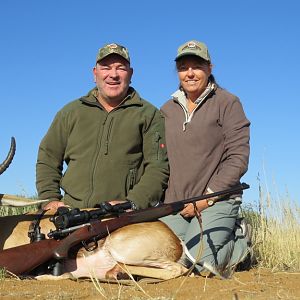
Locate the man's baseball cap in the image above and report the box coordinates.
[175,40,211,62]
[96,43,130,63]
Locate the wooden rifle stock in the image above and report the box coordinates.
[0,239,60,275]
[0,183,249,275]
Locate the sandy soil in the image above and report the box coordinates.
[0,268,299,300]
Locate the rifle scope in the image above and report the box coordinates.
[50,202,132,230]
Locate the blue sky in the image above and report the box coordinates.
[1,1,299,205]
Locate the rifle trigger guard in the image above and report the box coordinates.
[81,239,98,252]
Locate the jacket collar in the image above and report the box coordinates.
[172,81,216,107]
[80,87,143,108]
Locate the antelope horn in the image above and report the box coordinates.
[0,137,16,175]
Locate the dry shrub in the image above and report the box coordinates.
[243,183,300,272]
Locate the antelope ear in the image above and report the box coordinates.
[0,194,49,207]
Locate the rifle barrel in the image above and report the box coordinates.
[54,183,249,259]
[181,182,250,205]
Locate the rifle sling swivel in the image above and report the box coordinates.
[28,209,48,243]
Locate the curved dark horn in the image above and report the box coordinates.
[0,137,16,175]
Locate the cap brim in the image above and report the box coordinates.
[175,52,209,62]
[97,52,130,63]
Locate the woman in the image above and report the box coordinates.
[160,40,251,277]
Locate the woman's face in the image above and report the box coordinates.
[176,56,212,101]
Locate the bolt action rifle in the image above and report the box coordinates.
[0,183,249,275]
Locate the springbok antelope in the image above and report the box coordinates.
[0,212,187,280]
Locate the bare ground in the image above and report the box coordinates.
[0,268,299,300]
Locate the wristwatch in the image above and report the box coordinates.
[206,199,215,207]
[127,200,138,211]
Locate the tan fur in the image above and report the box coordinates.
[0,211,55,249]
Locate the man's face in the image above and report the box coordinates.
[93,54,133,104]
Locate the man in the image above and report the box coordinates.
[36,43,169,210]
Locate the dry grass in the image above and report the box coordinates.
[242,183,300,272]
[0,204,40,216]
[0,194,40,216]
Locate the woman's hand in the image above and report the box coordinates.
[180,200,209,218]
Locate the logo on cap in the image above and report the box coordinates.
[187,42,197,48]
[183,41,202,51]
[107,43,118,49]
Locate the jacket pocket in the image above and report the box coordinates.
[126,168,137,192]
[104,118,114,155]
[153,131,161,160]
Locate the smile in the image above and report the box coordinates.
[186,80,198,85]
[106,82,120,85]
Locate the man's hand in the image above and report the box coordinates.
[108,200,127,206]
[108,200,133,211]
[43,200,68,211]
